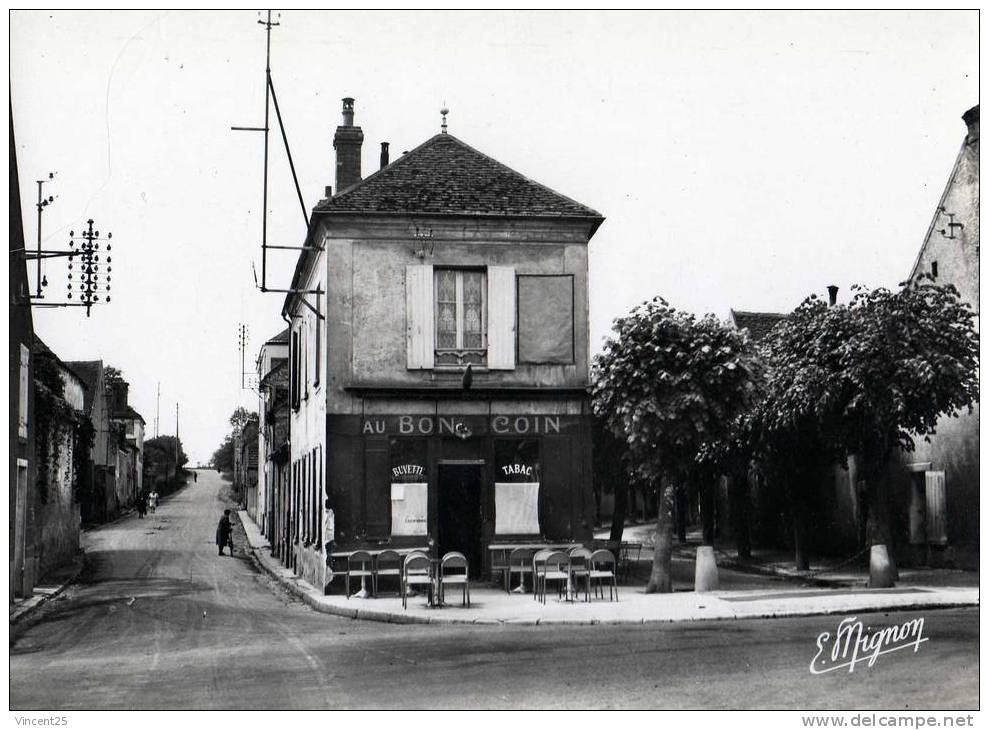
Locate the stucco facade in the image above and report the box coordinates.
[893,104,980,568]
[282,102,603,591]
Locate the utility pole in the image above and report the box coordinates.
[35,173,56,297]
[238,324,250,388]
[174,402,180,476]
[155,382,161,439]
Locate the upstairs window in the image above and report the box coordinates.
[435,268,487,366]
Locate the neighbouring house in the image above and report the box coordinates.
[107,377,146,513]
[281,98,603,590]
[236,416,259,509]
[10,108,39,600]
[31,337,88,580]
[256,328,289,549]
[890,104,980,569]
[64,360,118,524]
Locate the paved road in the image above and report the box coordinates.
[9,471,979,710]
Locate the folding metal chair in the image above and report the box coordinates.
[438,551,471,607]
[589,549,618,601]
[401,552,434,610]
[374,549,402,597]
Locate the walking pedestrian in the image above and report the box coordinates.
[137,492,147,519]
[149,490,159,514]
[216,509,233,556]
[193,471,198,483]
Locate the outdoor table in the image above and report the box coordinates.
[331,547,429,598]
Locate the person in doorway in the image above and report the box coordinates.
[216,509,233,556]
[136,492,147,519]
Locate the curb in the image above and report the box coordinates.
[9,552,86,626]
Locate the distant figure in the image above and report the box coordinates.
[149,490,159,514]
[136,493,147,519]
[193,471,198,483]
[216,509,233,556]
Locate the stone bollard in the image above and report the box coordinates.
[869,544,896,588]
[694,545,720,592]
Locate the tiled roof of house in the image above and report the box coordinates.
[730,309,788,343]
[65,360,102,416]
[318,133,603,221]
[115,404,146,425]
[32,335,87,390]
[265,327,290,345]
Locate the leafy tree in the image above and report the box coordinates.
[144,435,188,486]
[754,279,978,583]
[229,407,257,432]
[211,433,235,473]
[592,297,763,593]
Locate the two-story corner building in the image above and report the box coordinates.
[284,98,604,590]
[893,104,980,569]
[256,329,290,551]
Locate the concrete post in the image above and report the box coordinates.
[869,544,896,588]
[695,545,720,592]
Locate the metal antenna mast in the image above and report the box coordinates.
[232,10,312,295]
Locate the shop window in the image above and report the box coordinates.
[517,275,574,364]
[389,438,428,537]
[494,439,541,536]
[435,268,487,366]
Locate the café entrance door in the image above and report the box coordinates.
[438,462,483,578]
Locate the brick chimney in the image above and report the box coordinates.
[963,104,979,147]
[334,97,364,193]
[380,142,390,170]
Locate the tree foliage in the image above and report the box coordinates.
[144,435,188,481]
[752,278,979,558]
[592,297,763,591]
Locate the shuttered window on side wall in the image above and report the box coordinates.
[925,471,947,544]
[487,266,516,370]
[19,344,29,439]
[406,265,434,369]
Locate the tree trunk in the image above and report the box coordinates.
[729,470,751,559]
[793,503,810,571]
[609,478,628,545]
[646,483,675,593]
[701,479,716,546]
[675,485,688,543]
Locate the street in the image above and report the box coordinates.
[9,471,979,710]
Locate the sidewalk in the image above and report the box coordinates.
[237,511,978,626]
[9,553,84,624]
[607,522,980,590]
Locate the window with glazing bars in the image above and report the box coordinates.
[434,268,487,366]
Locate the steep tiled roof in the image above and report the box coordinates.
[265,327,290,345]
[318,133,603,221]
[65,360,102,416]
[730,310,787,343]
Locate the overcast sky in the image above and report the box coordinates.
[10,10,978,464]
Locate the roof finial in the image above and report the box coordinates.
[440,103,449,134]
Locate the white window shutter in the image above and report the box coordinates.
[19,344,29,438]
[406,265,434,369]
[487,266,516,370]
[925,471,947,545]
